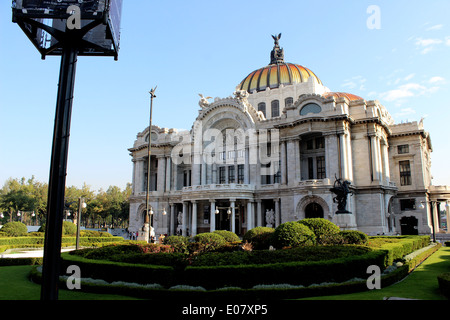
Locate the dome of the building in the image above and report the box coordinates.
[238,34,322,93]
[238,62,322,93]
[322,92,363,101]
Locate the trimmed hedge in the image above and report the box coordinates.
[272,222,316,248]
[438,272,450,298]
[368,236,430,266]
[243,227,275,250]
[213,230,241,243]
[298,218,341,245]
[340,230,368,245]
[0,222,28,237]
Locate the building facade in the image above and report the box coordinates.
[128,37,450,240]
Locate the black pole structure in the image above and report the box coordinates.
[40,38,79,301]
[145,87,157,243]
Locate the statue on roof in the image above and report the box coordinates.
[270,33,284,64]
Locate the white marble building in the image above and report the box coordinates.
[128,37,450,239]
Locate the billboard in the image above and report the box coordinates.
[12,0,122,59]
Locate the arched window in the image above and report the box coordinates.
[271,100,280,117]
[285,97,294,107]
[305,203,324,219]
[258,102,266,117]
[300,103,321,115]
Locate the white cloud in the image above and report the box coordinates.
[404,73,415,81]
[429,76,445,84]
[415,38,443,47]
[446,37,450,46]
[380,83,426,102]
[426,24,444,31]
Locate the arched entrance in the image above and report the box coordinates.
[305,202,324,219]
[400,216,418,235]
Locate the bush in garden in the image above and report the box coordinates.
[192,232,227,253]
[213,230,240,243]
[297,218,341,245]
[62,221,77,236]
[243,226,275,250]
[163,235,189,254]
[0,221,28,237]
[340,230,368,245]
[272,222,316,249]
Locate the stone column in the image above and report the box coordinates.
[256,200,262,227]
[157,155,166,192]
[165,156,171,192]
[192,201,198,236]
[182,202,188,236]
[280,140,287,185]
[286,139,296,186]
[339,134,348,180]
[210,200,216,232]
[135,158,145,193]
[274,198,280,227]
[294,138,301,181]
[247,201,253,231]
[169,204,175,235]
[230,199,236,233]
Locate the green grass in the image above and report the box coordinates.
[300,246,450,300]
[1,247,449,300]
[0,265,138,300]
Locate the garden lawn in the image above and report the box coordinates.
[300,246,450,300]
[0,265,138,300]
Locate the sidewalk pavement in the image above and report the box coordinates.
[1,248,74,259]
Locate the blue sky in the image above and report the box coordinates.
[1,0,449,191]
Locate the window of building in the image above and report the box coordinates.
[399,160,412,186]
[183,170,191,187]
[285,97,294,108]
[316,156,326,179]
[315,137,325,149]
[258,102,266,117]
[400,199,416,211]
[273,160,281,183]
[228,165,235,183]
[219,167,226,184]
[398,145,409,154]
[238,164,244,184]
[308,157,314,179]
[271,100,280,117]
[300,103,321,116]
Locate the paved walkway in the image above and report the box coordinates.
[0,248,74,258]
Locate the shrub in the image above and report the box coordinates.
[340,230,368,245]
[0,222,28,237]
[163,235,189,254]
[193,232,227,253]
[213,230,240,243]
[243,227,275,250]
[62,221,77,236]
[437,272,450,299]
[272,222,316,249]
[298,218,341,245]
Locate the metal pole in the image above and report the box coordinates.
[41,42,78,301]
[76,197,83,250]
[430,201,436,242]
[145,87,156,243]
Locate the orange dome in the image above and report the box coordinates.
[238,62,322,93]
[323,92,363,101]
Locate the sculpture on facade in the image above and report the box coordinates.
[198,94,212,108]
[265,209,275,228]
[330,176,353,214]
[270,33,284,64]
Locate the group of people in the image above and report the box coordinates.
[127,230,167,243]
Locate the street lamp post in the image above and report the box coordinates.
[145,87,157,243]
[76,197,87,250]
[419,200,448,243]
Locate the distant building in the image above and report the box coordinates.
[128,36,450,239]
